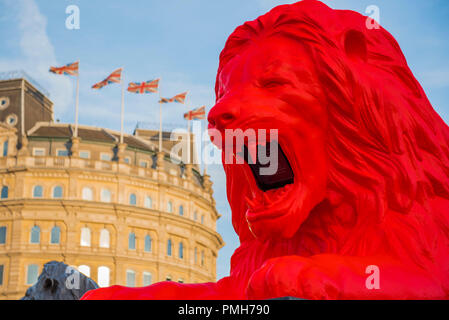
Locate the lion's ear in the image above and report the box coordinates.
[344,30,367,62]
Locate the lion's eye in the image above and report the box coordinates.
[259,78,291,88]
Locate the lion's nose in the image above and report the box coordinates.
[208,103,239,129]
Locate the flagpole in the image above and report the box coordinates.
[187,119,191,164]
[185,92,191,164]
[74,62,80,138]
[203,117,207,175]
[120,68,125,144]
[159,99,162,153]
[21,78,25,137]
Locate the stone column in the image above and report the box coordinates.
[17,135,29,156]
[65,210,78,252]
[116,143,127,163]
[156,151,165,170]
[70,136,81,157]
[114,217,126,285]
[157,152,166,212]
[203,173,212,193]
[184,163,193,179]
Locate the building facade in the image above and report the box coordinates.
[0,75,223,300]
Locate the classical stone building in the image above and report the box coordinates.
[0,74,223,300]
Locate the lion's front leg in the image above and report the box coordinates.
[81,276,246,300]
[246,254,446,300]
[246,255,340,300]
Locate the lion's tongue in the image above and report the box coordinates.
[243,141,294,192]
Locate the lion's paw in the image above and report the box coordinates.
[246,256,339,300]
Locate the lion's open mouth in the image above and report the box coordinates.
[238,141,297,222]
[241,141,294,191]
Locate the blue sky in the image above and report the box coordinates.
[0,0,448,280]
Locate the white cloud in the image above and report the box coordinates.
[0,0,73,115]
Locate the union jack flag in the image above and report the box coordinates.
[159,91,188,104]
[184,106,206,120]
[127,79,159,94]
[49,61,79,76]
[159,97,172,103]
[171,92,187,103]
[92,68,123,90]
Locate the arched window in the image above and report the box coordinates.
[167,201,173,213]
[50,226,60,244]
[99,228,110,248]
[101,189,111,203]
[201,215,204,224]
[78,265,90,277]
[178,242,184,259]
[80,227,91,247]
[144,235,152,252]
[3,140,8,157]
[194,247,197,264]
[82,187,93,201]
[33,185,43,198]
[144,196,152,209]
[1,186,8,199]
[201,250,205,266]
[179,205,184,216]
[143,272,152,286]
[167,239,172,256]
[97,266,110,287]
[26,264,39,285]
[193,211,197,221]
[53,186,63,199]
[30,226,40,244]
[128,232,136,250]
[126,270,136,287]
[129,193,137,206]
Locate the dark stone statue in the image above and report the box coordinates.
[21,261,98,300]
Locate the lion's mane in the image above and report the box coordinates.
[216,0,449,282]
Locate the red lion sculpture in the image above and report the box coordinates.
[82,0,449,300]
